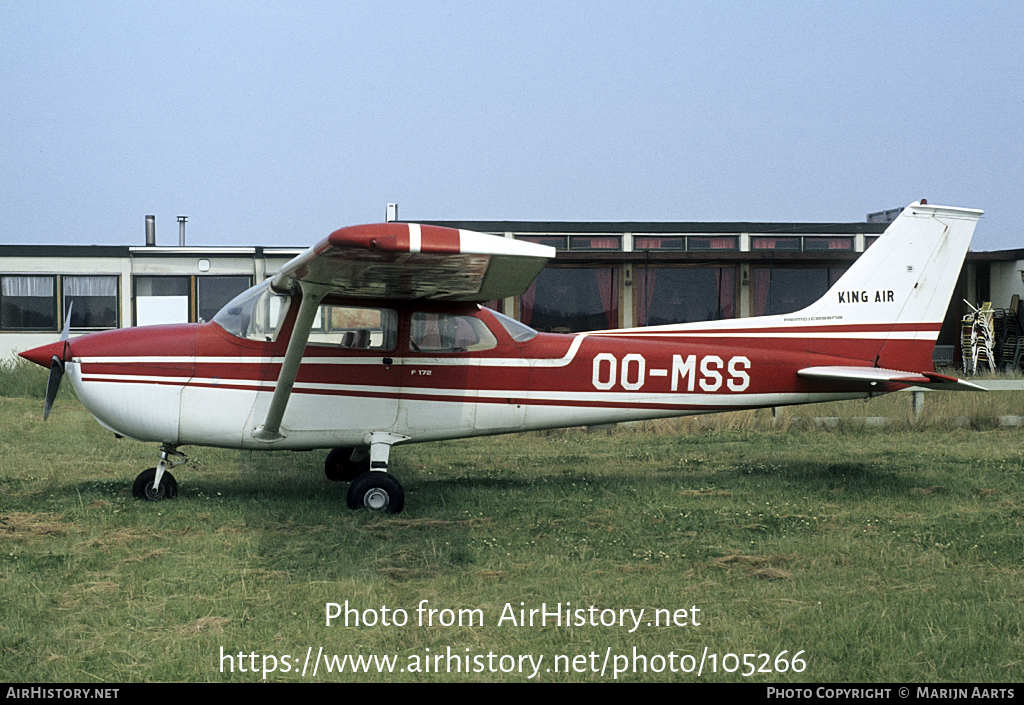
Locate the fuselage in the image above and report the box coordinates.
[21,293,890,451]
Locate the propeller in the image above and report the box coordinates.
[43,302,73,420]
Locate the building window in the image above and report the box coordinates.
[135,276,190,326]
[634,235,685,250]
[517,235,567,250]
[635,266,736,326]
[1,275,56,330]
[752,236,853,251]
[568,235,621,250]
[517,235,622,251]
[634,235,737,251]
[804,237,853,251]
[1,275,119,331]
[520,267,619,333]
[197,276,252,323]
[64,276,118,329]
[135,275,253,326]
[752,236,802,251]
[687,235,738,251]
[750,267,847,316]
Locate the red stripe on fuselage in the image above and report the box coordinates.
[65,311,931,409]
[604,322,941,336]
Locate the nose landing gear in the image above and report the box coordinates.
[133,445,185,501]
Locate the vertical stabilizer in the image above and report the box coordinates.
[791,201,982,370]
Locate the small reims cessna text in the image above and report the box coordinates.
[21,201,984,513]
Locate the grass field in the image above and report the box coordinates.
[2,381,1023,682]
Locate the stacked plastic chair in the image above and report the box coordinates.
[961,301,995,374]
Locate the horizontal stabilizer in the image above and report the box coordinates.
[798,366,986,391]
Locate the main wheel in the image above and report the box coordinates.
[346,472,404,514]
[324,447,370,482]
[132,468,179,501]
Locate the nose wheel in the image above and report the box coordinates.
[133,467,178,500]
[133,444,185,501]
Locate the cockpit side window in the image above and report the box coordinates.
[307,305,397,350]
[410,312,497,353]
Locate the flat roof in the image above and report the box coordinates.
[4,223,1021,261]
[410,220,891,235]
[0,244,301,258]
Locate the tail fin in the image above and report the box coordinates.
[792,201,982,371]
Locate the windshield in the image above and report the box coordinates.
[489,309,538,342]
[211,279,291,342]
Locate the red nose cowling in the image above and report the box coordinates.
[19,340,68,368]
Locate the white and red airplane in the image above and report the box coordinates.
[20,201,983,513]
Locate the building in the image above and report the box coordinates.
[419,218,889,330]
[3,214,1023,369]
[0,242,300,359]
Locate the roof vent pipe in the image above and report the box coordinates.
[177,216,187,246]
[145,215,156,246]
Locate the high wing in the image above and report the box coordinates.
[254,223,555,442]
[271,223,555,301]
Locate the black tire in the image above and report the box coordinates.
[324,447,370,482]
[132,468,178,501]
[346,472,404,513]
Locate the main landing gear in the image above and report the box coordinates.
[324,446,370,482]
[347,471,404,513]
[328,432,408,514]
[133,444,185,501]
[130,436,408,513]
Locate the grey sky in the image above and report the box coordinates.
[2,1,1021,250]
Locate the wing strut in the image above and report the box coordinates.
[253,282,328,442]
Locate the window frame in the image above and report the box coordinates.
[1,274,121,332]
[63,275,120,330]
[408,311,498,353]
[0,275,57,331]
[307,304,399,351]
[517,265,621,333]
[633,264,737,326]
[134,274,254,326]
